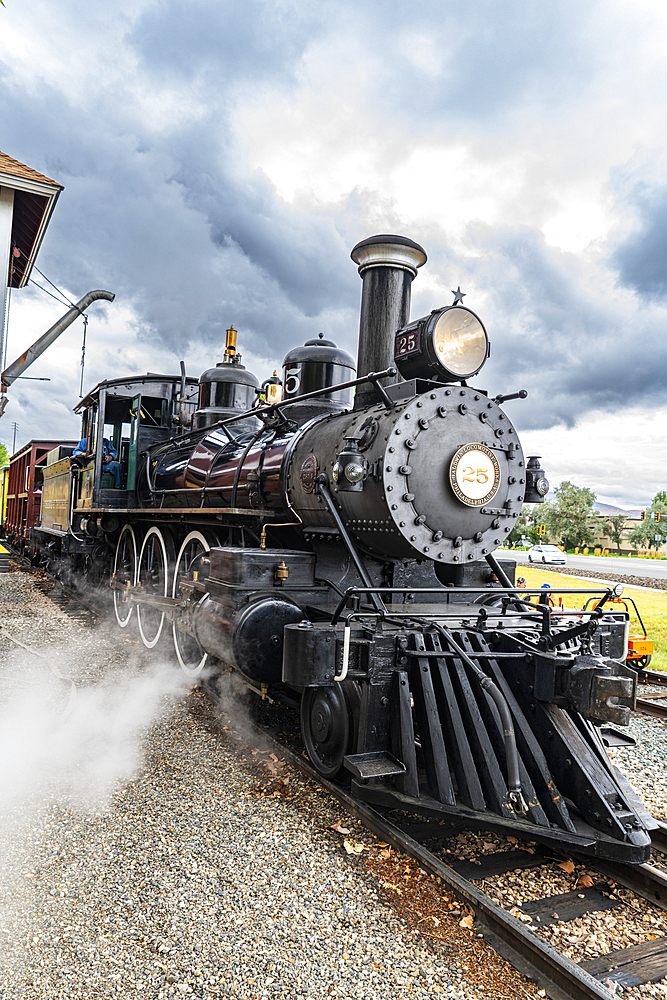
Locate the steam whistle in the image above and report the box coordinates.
[224,324,238,362]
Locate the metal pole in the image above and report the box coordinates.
[1,289,114,390]
[11,422,17,454]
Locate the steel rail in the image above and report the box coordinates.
[641,669,667,687]
[635,698,667,720]
[581,853,667,913]
[651,822,667,856]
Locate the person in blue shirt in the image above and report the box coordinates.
[72,437,122,489]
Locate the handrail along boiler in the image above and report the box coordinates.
[32,234,653,862]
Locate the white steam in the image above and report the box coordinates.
[0,649,191,814]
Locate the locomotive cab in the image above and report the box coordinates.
[66,374,199,512]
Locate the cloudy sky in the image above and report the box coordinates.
[1,0,666,506]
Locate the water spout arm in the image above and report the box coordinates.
[1,289,115,390]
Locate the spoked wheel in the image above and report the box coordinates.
[172,530,218,677]
[633,654,652,670]
[137,527,176,649]
[301,682,360,779]
[113,524,140,628]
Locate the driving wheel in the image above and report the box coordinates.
[113,524,140,628]
[172,529,219,677]
[137,526,176,649]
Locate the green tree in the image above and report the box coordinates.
[630,492,667,550]
[543,481,596,550]
[629,520,664,550]
[507,503,553,546]
[604,513,628,554]
[0,444,8,467]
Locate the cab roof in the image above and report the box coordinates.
[75,373,199,413]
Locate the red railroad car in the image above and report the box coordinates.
[5,439,76,551]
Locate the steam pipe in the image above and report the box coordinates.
[316,474,386,615]
[179,360,186,401]
[146,366,398,454]
[350,235,426,409]
[1,289,115,390]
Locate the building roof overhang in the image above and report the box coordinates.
[0,152,63,289]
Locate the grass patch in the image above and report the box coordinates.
[517,565,667,673]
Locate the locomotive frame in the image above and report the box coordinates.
[20,233,655,864]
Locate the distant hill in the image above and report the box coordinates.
[593,502,642,518]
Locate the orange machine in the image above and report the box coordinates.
[584,593,654,670]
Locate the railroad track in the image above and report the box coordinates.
[7,548,102,627]
[242,706,667,1000]
[635,668,667,720]
[8,552,667,999]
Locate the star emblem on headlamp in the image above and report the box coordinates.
[451,286,466,306]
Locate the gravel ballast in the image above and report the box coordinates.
[0,566,542,1000]
[608,698,667,820]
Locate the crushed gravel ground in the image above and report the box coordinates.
[0,565,543,1000]
[608,695,667,821]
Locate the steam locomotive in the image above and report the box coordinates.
[29,234,653,862]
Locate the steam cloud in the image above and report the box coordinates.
[0,652,190,815]
[0,643,192,964]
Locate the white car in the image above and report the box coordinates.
[527,544,567,565]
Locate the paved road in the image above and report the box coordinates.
[511,551,667,581]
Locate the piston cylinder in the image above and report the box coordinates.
[192,593,304,684]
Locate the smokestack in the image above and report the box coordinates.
[350,235,426,409]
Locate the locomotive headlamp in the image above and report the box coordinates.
[344,462,365,483]
[394,306,490,383]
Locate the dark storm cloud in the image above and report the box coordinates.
[612,180,667,300]
[342,0,593,128]
[127,0,321,84]
[0,0,660,448]
[3,0,599,360]
[0,71,358,367]
[428,224,667,429]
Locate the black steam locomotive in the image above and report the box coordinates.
[33,235,653,862]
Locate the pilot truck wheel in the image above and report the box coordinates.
[301,682,361,779]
